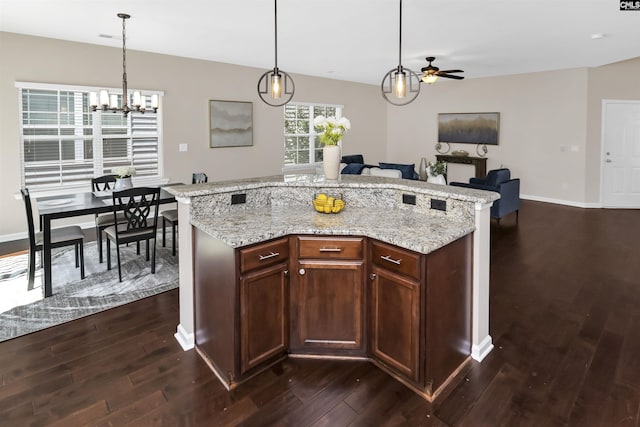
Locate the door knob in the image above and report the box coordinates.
[299,268,306,275]
[370,273,376,280]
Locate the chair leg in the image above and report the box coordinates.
[151,237,157,274]
[516,210,519,224]
[116,242,123,282]
[79,242,85,279]
[136,241,140,255]
[146,239,150,261]
[27,249,36,291]
[162,217,167,247]
[75,244,79,268]
[172,222,177,256]
[107,239,112,270]
[96,225,104,263]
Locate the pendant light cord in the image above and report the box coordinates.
[274,0,278,70]
[398,0,402,68]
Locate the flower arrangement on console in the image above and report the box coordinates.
[428,160,447,177]
[112,166,136,179]
[313,115,351,146]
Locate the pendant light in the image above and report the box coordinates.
[257,0,295,106]
[381,0,420,106]
[90,13,158,116]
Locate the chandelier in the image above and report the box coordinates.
[381,0,420,106]
[257,0,295,106]
[90,13,158,116]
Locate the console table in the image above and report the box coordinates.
[436,155,487,179]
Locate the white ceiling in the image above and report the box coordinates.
[1,0,639,85]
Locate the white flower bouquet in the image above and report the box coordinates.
[112,166,136,179]
[428,160,446,176]
[313,115,351,146]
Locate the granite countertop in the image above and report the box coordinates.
[165,174,500,205]
[192,205,475,255]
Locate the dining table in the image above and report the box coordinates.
[35,184,181,297]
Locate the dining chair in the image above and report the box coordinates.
[92,174,128,263]
[104,187,161,282]
[160,172,208,256]
[21,188,85,291]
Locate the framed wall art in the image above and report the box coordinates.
[209,100,253,148]
[437,112,500,145]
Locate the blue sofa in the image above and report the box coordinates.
[340,154,419,180]
[450,168,520,224]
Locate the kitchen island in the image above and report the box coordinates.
[165,174,499,401]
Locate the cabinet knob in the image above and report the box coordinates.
[284,270,289,276]
[299,268,306,275]
[370,273,376,280]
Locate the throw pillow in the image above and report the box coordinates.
[341,163,367,175]
[378,162,416,180]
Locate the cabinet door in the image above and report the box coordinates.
[239,262,288,375]
[291,260,364,353]
[370,265,420,382]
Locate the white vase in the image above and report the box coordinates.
[323,145,341,180]
[114,176,133,191]
[427,174,447,185]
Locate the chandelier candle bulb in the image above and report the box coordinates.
[151,94,159,109]
[99,90,109,107]
[109,94,119,110]
[133,91,141,107]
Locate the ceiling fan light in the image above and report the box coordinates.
[395,70,407,98]
[423,74,439,84]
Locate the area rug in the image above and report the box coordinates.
[0,237,178,342]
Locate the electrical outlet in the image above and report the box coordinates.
[431,199,447,211]
[179,143,188,152]
[231,193,246,205]
[402,194,416,205]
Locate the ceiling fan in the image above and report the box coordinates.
[420,57,464,84]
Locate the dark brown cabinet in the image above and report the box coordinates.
[239,262,288,374]
[370,265,421,382]
[194,229,471,401]
[290,236,365,355]
[194,232,289,388]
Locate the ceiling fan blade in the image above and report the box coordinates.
[438,73,465,80]
[438,69,463,74]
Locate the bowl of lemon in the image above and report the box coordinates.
[313,193,345,214]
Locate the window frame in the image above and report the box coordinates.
[283,101,344,171]
[15,81,165,196]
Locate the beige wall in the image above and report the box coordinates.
[0,32,386,237]
[1,31,638,239]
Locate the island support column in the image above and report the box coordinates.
[471,201,494,361]
[174,196,195,350]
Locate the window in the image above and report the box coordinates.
[17,82,163,192]
[284,102,343,167]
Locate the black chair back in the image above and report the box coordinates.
[20,188,37,255]
[92,174,118,192]
[192,173,208,184]
[111,187,161,244]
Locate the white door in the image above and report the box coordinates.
[601,100,640,208]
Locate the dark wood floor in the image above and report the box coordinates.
[1,200,639,426]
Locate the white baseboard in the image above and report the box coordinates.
[472,335,494,362]
[520,194,601,209]
[174,324,195,351]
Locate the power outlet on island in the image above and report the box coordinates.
[402,194,417,205]
[431,199,447,211]
[231,193,247,205]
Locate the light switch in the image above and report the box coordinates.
[570,145,579,152]
[179,144,188,152]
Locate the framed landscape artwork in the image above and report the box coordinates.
[438,112,500,145]
[209,100,253,148]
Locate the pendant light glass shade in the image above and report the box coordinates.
[381,0,420,106]
[257,0,295,106]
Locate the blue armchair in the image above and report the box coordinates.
[450,168,521,224]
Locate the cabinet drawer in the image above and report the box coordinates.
[371,240,421,281]
[297,236,364,260]
[240,238,290,274]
